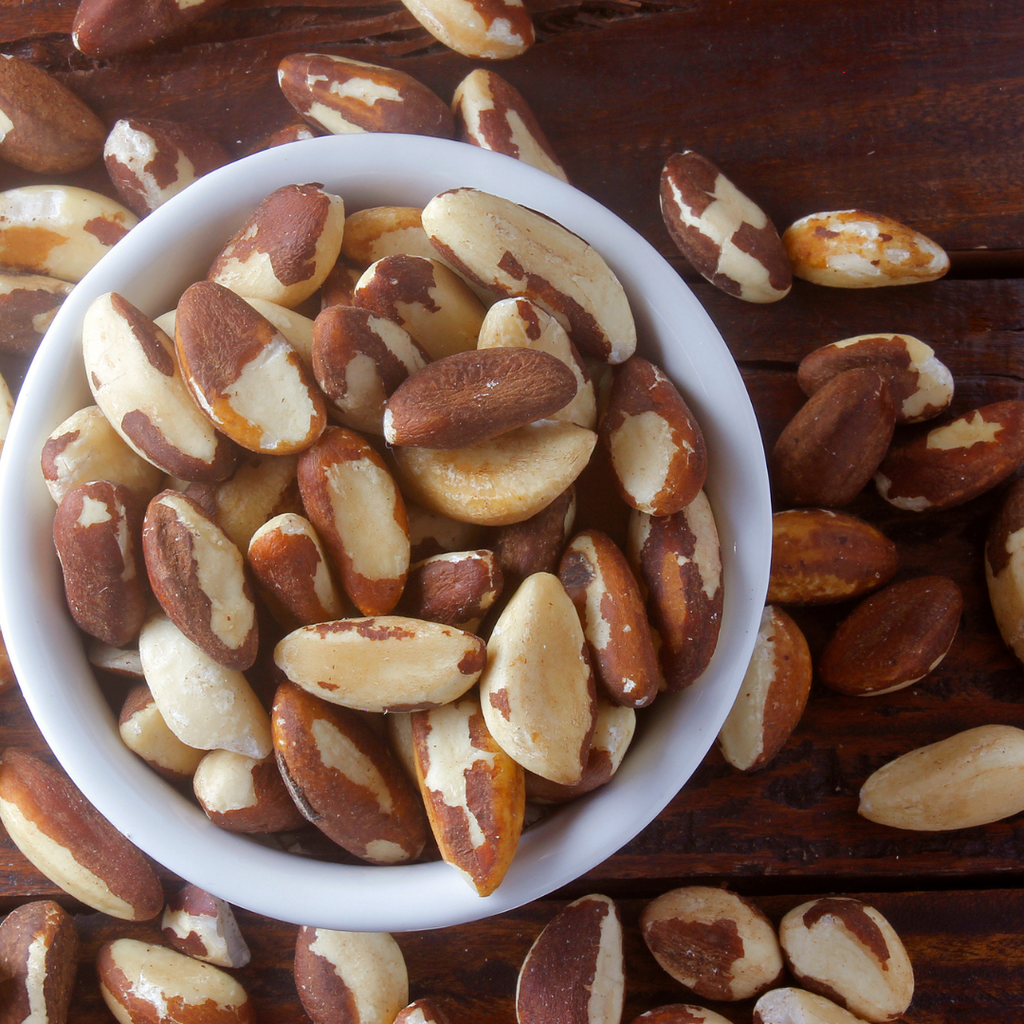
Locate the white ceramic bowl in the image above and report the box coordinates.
[0,133,771,932]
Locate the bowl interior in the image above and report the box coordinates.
[0,133,771,932]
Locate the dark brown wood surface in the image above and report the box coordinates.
[2,0,1024,1020]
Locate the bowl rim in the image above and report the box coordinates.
[0,132,771,932]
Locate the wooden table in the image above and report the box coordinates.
[2,1,1024,1020]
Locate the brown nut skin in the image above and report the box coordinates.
[640,886,784,1002]
[985,478,1024,663]
[628,1008,732,1024]
[400,0,534,59]
[772,367,896,508]
[0,270,73,356]
[875,399,1024,511]
[162,883,251,969]
[779,897,915,1023]
[394,999,454,1024]
[73,0,230,57]
[818,576,962,696]
[397,548,502,632]
[0,899,79,1024]
[768,508,898,606]
[0,748,164,921]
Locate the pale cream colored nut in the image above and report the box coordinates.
[274,615,486,713]
[422,188,636,364]
[398,548,502,632]
[858,723,1024,831]
[98,937,255,1024]
[354,253,486,361]
[104,116,230,216]
[493,484,575,595]
[384,347,578,449]
[119,681,206,780]
[453,69,566,180]
[0,185,137,282]
[798,333,953,424]
[783,209,949,287]
[480,571,596,785]
[341,206,436,264]
[278,53,454,139]
[772,368,895,508]
[53,479,149,647]
[294,927,408,1024]
[400,0,533,58]
[394,999,454,1024]
[162,883,251,968]
[407,503,486,561]
[779,897,914,1023]
[192,749,305,834]
[207,182,345,308]
[753,988,874,1024]
[320,257,363,309]
[0,369,11,449]
[768,508,898,606]
[392,421,597,527]
[477,296,596,429]
[411,692,524,896]
[384,712,418,783]
[89,637,144,678]
[525,696,635,804]
[628,491,723,690]
[628,1006,733,1024]
[599,355,708,515]
[82,292,240,481]
[640,886,784,1001]
[248,512,347,627]
[517,894,624,1024]
[0,270,73,355]
[0,899,78,1024]
[72,0,231,57]
[660,150,792,303]
[143,488,259,671]
[0,53,105,173]
[297,425,410,615]
[558,528,659,709]
[139,613,272,759]
[175,280,327,454]
[718,604,812,771]
[312,304,430,433]
[819,576,962,696]
[0,748,164,920]
[986,479,1024,663]
[875,399,1024,511]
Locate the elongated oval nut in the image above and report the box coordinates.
[143,489,259,670]
[422,187,636,364]
[411,693,525,895]
[275,616,486,713]
[779,897,914,1023]
[354,254,486,361]
[119,682,206,780]
[392,421,597,527]
[278,53,454,139]
[54,480,149,647]
[480,572,596,785]
[798,333,953,424]
[986,479,1024,664]
[875,400,1024,511]
[628,491,723,690]
[641,886,784,1002]
[0,270,73,356]
[783,209,949,287]
[0,748,164,920]
[477,296,596,428]
[660,150,792,303]
[82,291,240,481]
[753,988,874,1024]
[162,883,251,968]
[192,749,305,833]
[858,724,1024,830]
[400,0,533,58]
[0,185,137,282]
[384,347,578,449]
[342,206,436,265]
[139,613,272,758]
[453,70,565,179]
[718,604,812,771]
[98,938,256,1024]
[41,405,165,506]
[297,426,410,615]
[398,549,502,632]
[768,508,898,606]
[600,356,707,515]
[73,0,230,57]
[517,894,624,1024]
[207,182,345,308]
[312,305,429,433]
[629,1007,733,1024]
[175,280,327,455]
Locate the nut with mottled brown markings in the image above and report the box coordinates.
[398,548,502,632]
[119,682,206,781]
[162,883,251,968]
[407,503,486,561]
[341,206,436,264]
[985,478,1024,664]
[628,1006,733,1024]
[72,0,231,57]
[492,484,575,598]
[753,988,874,1024]
[640,886,784,1001]
[394,999,454,1024]
[400,0,534,57]
[0,270,73,355]
[192,749,305,834]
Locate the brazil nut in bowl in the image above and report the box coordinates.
[0,133,771,932]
